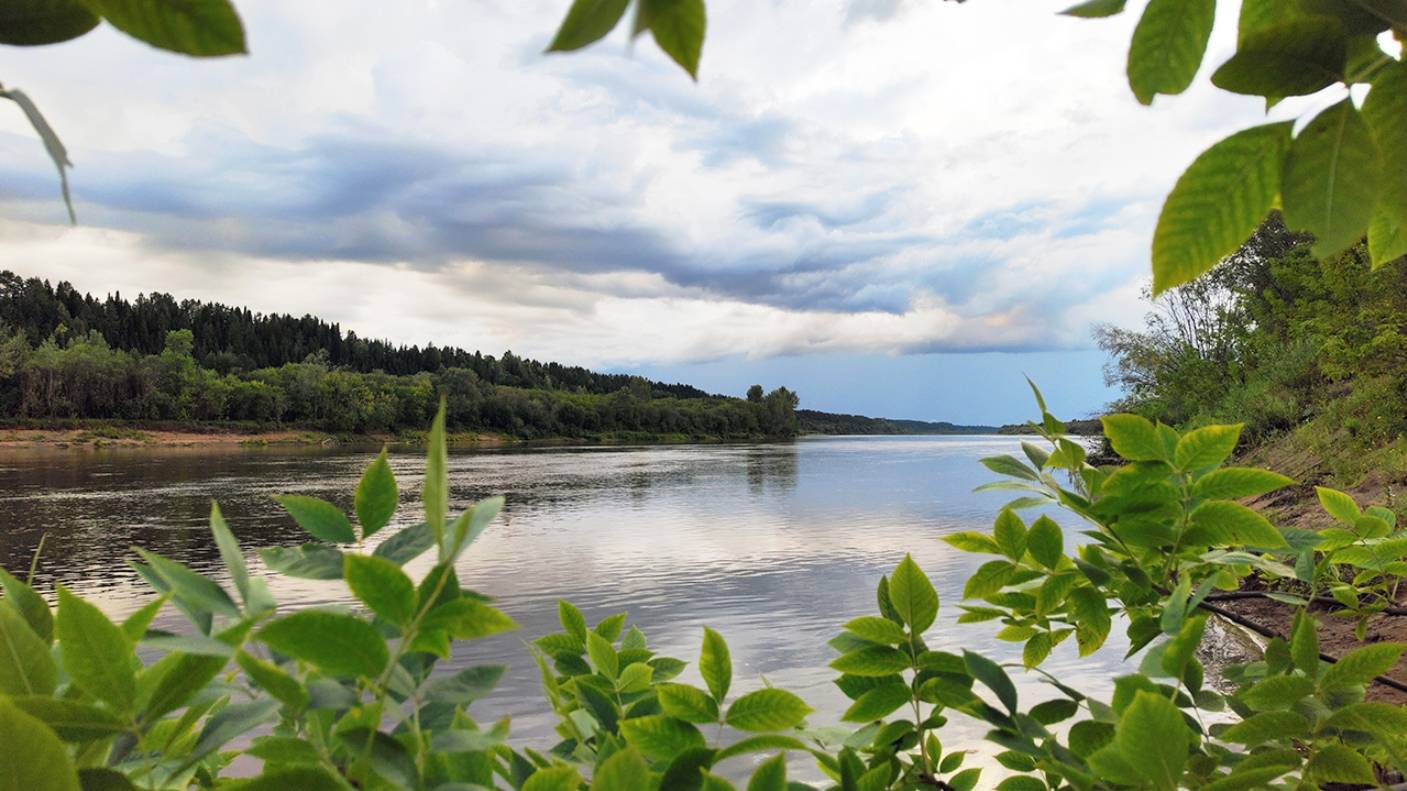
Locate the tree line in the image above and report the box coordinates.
[0,274,800,439]
[1097,213,1407,468]
[0,271,710,397]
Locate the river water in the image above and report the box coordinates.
[0,435,1127,765]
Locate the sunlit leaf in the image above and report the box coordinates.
[1126,0,1216,105]
[1151,123,1292,293]
[1281,99,1380,258]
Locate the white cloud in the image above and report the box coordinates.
[0,0,1287,367]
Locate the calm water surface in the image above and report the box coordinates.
[0,436,1127,767]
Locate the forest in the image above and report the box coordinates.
[0,273,801,439]
[1097,214,1407,485]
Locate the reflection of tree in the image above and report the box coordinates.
[746,443,797,496]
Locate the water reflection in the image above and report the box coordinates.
[0,436,1126,767]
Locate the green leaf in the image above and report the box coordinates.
[1320,641,1406,689]
[207,501,250,606]
[1126,0,1216,105]
[257,611,388,678]
[1151,122,1293,293]
[1316,486,1361,522]
[137,650,230,722]
[700,626,731,703]
[354,448,398,538]
[424,401,449,550]
[1238,0,1296,43]
[1060,0,1127,17]
[219,768,344,791]
[981,454,1040,481]
[0,567,52,642]
[840,680,911,722]
[658,682,720,723]
[246,735,321,765]
[522,766,582,791]
[1116,691,1190,790]
[236,651,310,709]
[1174,424,1241,470]
[843,616,907,645]
[259,544,345,580]
[185,699,279,770]
[558,600,588,641]
[1189,501,1288,548]
[964,650,1017,713]
[1290,611,1319,678]
[4,697,126,742]
[725,688,812,732]
[587,630,619,679]
[420,598,517,639]
[1211,17,1347,97]
[641,0,706,79]
[444,495,503,560]
[746,754,786,791]
[1304,743,1376,784]
[963,560,1014,599]
[620,714,706,761]
[0,604,56,696]
[591,747,651,791]
[1192,468,1294,500]
[371,522,434,566]
[0,0,98,45]
[1220,710,1310,745]
[1026,515,1064,569]
[273,494,355,544]
[56,585,134,710]
[830,645,910,677]
[1069,587,1112,656]
[1023,632,1054,668]
[343,554,416,627]
[134,548,240,619]
[78,0,246,56]
[547,0,630,51]
[1324,701,1407,737]
[992,509,1028,561]
[1101,414,1167,461]
[1239,674,1316,709]
[943,531,1002,554]
[701,773,738,791]
[1363,60,1407,268]
[0,698,80,791]
[593,611,627,641]
[421,664,504,705]
[713,734,807,763]
[1281,98,1381,258]
[888,554,938,633]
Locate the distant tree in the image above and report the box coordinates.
[746,384,763,403]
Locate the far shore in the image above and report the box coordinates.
[0,423,791,451]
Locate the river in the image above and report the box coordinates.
[0,435,1127,767]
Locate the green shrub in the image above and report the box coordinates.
[2,387,1406,788]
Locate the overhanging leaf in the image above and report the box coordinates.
[1151,123,1292,293]
[1281,98,1381,258]
[78,0,246,56]
[1126,0,1216,105]
[1211,17,1348,97]
[0,0,98,46]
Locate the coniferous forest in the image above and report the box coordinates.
[0,272,802,439]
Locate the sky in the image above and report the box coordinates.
[0,0,1320,424]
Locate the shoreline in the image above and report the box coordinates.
[0,424,792,451]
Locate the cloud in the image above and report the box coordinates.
[0,0,1279,369]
